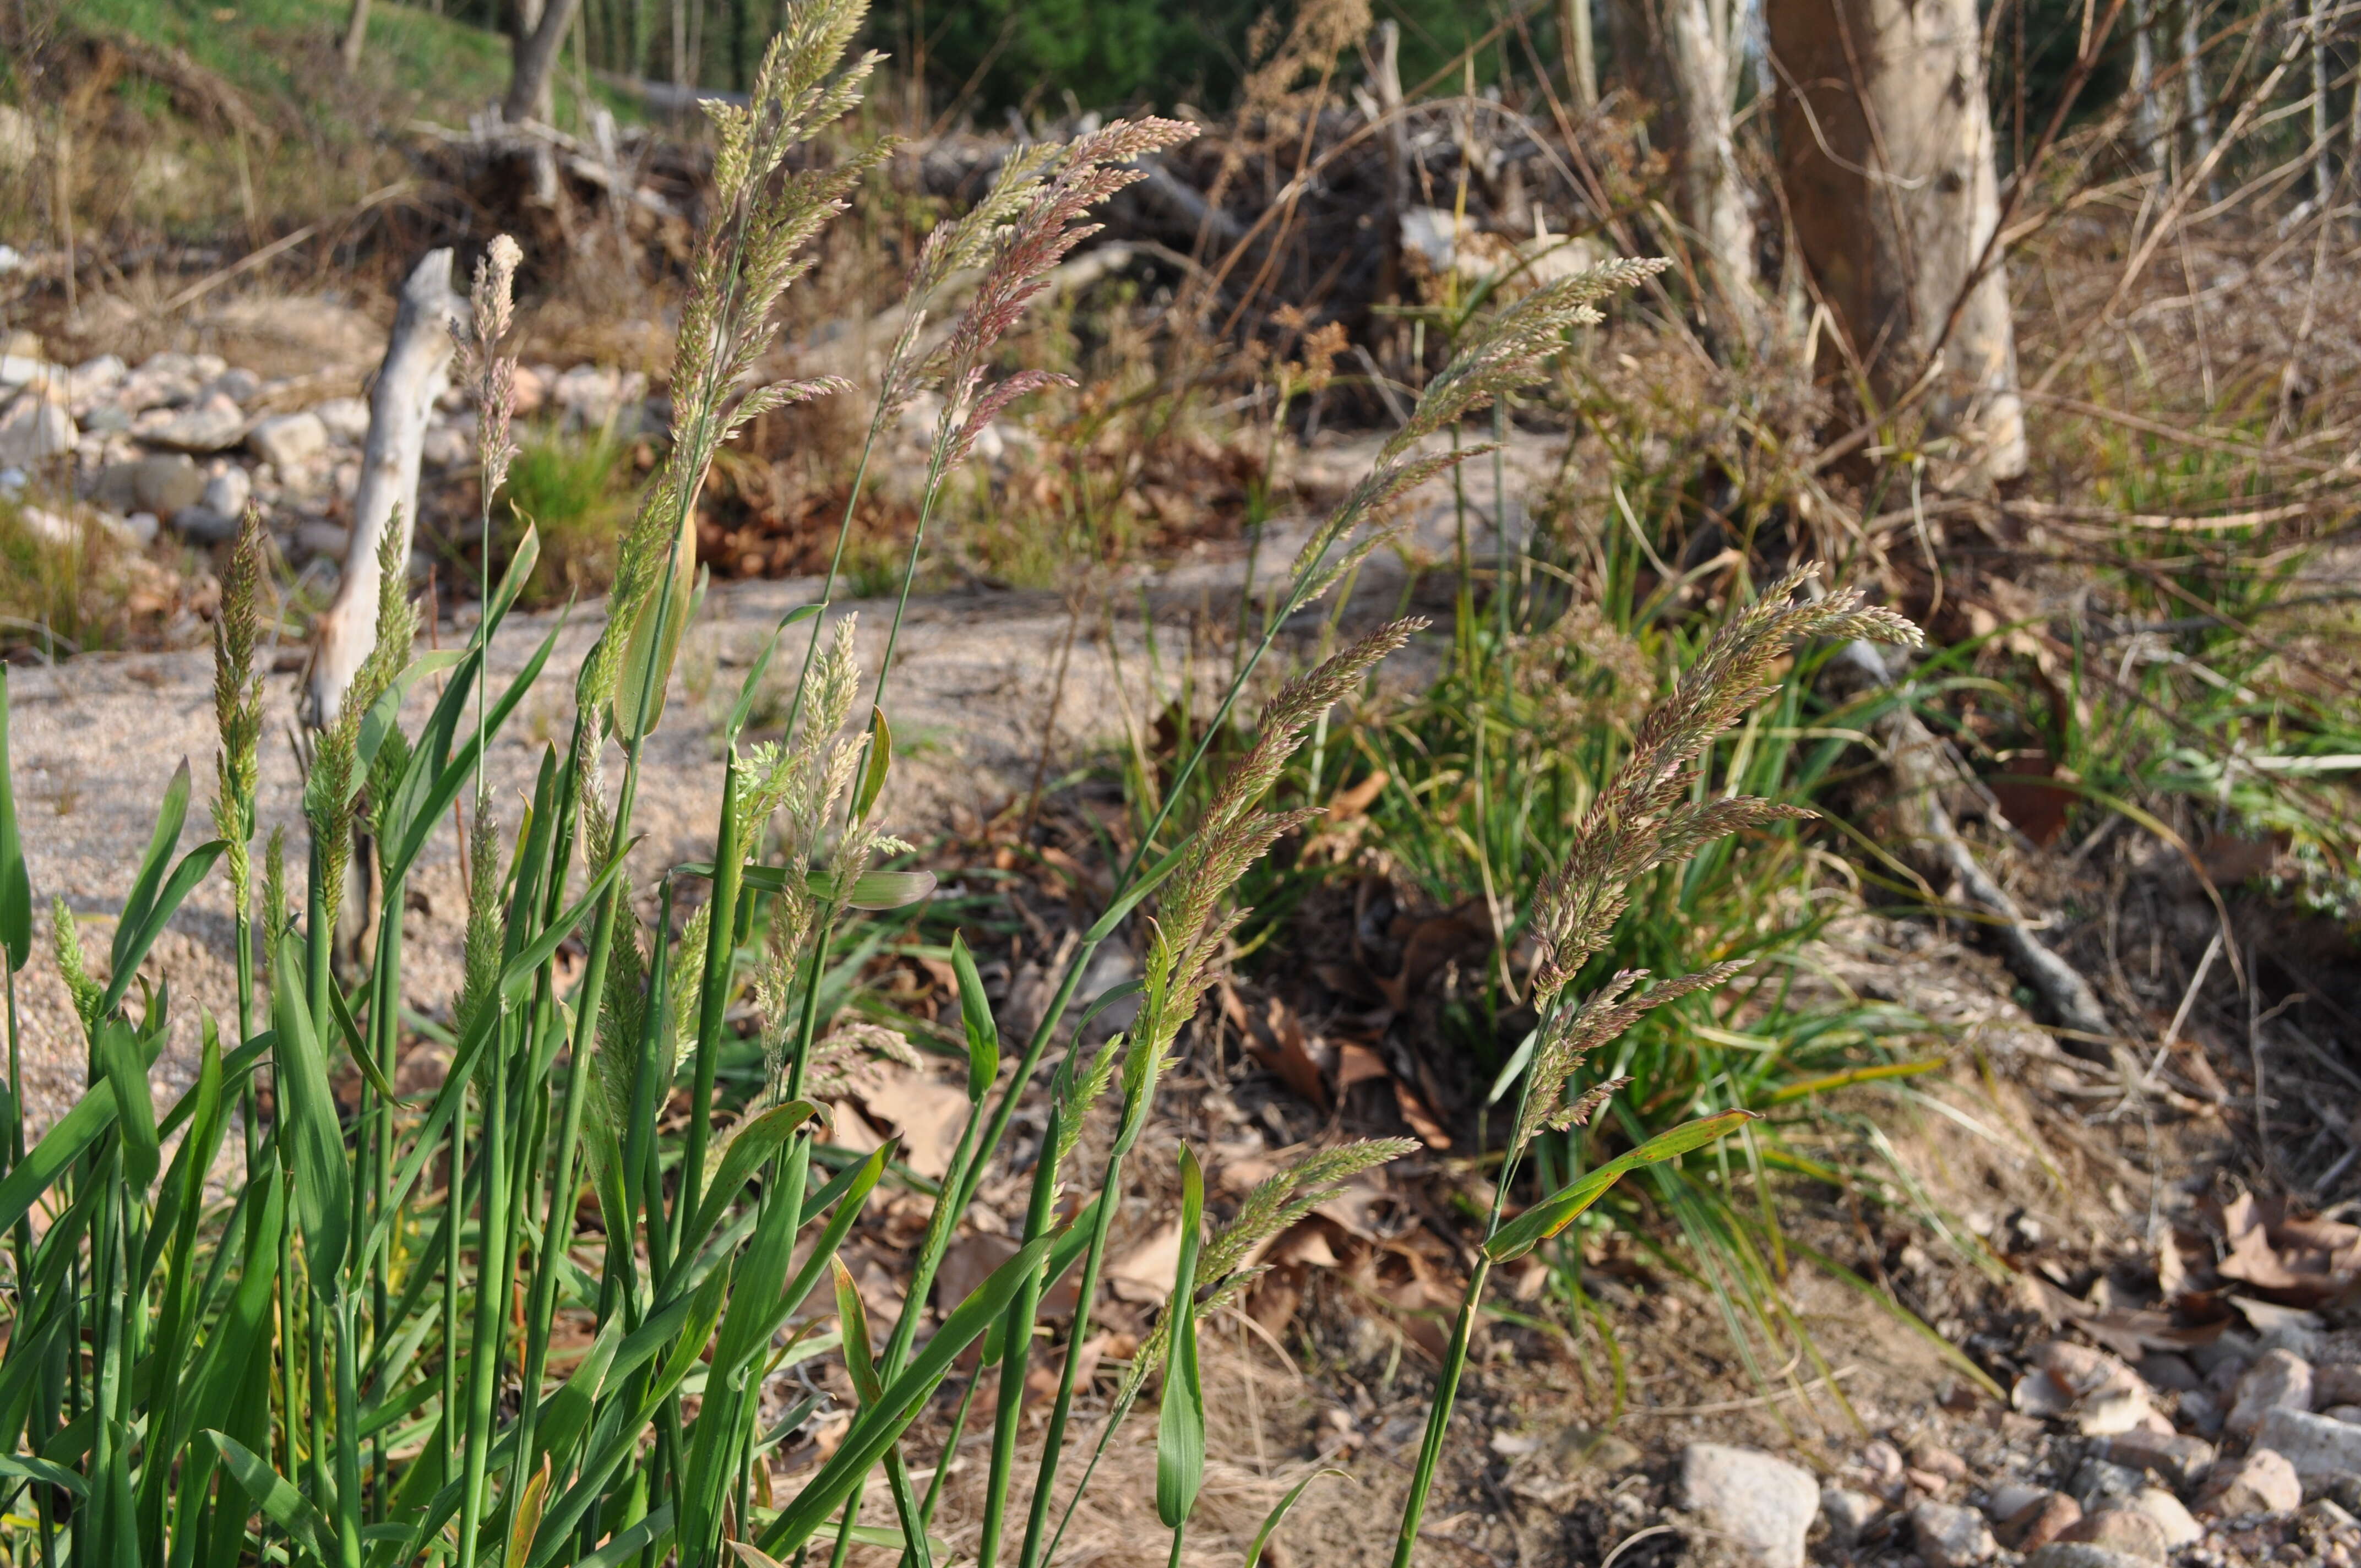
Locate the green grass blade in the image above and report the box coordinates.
[0,666,31,971]
[94,1019,159,1192]
[1484,1110,1759,1264]
[1244,1469,1347,1568]
[206,1429,338,1566]
[0,1080,117,1237]
[101,841,227,1016]
[950,930,999,1101]
[269,932,351,1284]
[1154,1146,1206,1532]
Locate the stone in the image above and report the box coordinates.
[2328,1406,2361,1424]
[2001,1492,2086,1551]
[2197,1447,2303,1516]
[2094,1428,2217,1490]
[247,411,328,470]
[2179,1387,2224,1437]
[118,511,159,547]
[1910,1443,1970,1483]
[1910,1500,1998,1567]
[0,353,51,388]
[101,453,207,516]
[1678,1443,1818,1568]
[68,354,126,405]
[137,392,245,453]
[200,465,249,519]
[2070,1458,2149,1511]
[2135,1353,2202,1393]
[2025,1546,2160,1568]
[247,411,328,472]
[0,393,74,466]
[2204,1354,2250,1393]
[313,396,371,443]
[294,520,351,560]
[2121,1488,2202,1548]
[2042,1341,2141,1399]
[2015,1369,2076,1417]
[2229,1349,2314,1436]
[171,504,237,543]
[2309,1498,2361,1530]
[2254,1406,2361,1486]
[2077,1387,2154,1437]
[2058,1505,2170,1561]
[1820,1486,1884,1549]
[1985,1482,2048,1522]
[421,421,474,468]
[204,367,262,404]
[2319,1365,2361,1407]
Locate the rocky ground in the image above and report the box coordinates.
[0,326,649,571]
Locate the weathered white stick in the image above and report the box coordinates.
[307,248,463,725]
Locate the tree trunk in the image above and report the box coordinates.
[507,0,582,123]
[1560,0,1598,113]
[2129,0,2161,168]
[1769,0,2028,482]
[308,251,462,727]
[2310,0,2331,201]
[340,0,371,73]
[1660,0,1761,342]
[2180,0,2217,197]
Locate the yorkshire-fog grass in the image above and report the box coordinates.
[0,8,1921,1567]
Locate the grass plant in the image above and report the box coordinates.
[0,9,1931,1566]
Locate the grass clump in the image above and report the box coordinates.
[0,10,1925,1568]
[498,422,634,608]
[0,499,140,660]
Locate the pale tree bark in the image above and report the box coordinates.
[1661,0,1763,341]
[1769,0,2028,482]
[308,251,463,726]
[2130,0,2161,167]
[1561,0,1599,113]
[340,0,370,73]
[507,0,584,123]
[2181,0,2217,193]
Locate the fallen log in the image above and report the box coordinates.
[307,248,462,725]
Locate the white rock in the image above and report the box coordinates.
[421,422,474,468]
[247,411,328,470]
[1986,1482,2049,1522]
[2014,1369,2076,1417]
[0,393,74,466]
[2228,1348,2313,1437]
[1679,1444,1818,1568]
[2326,1405,2361,1424]
[200,465,251,519]
[0,354,51,388]
[2120,1488,2202,1549]
[294,520,351,560]
[137,392,246,453]
[2076,1387,2153,1436]
[1910,1499,1998,1567]
[68,354,126,404]
[2254,1406,2361,1485]
[0,466,22,498]
[2197,1446,2303,1516]
[1820,1486,1884,1548]
[205,367,263,405]
[313,396,371,444]
[119,510,160,547]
